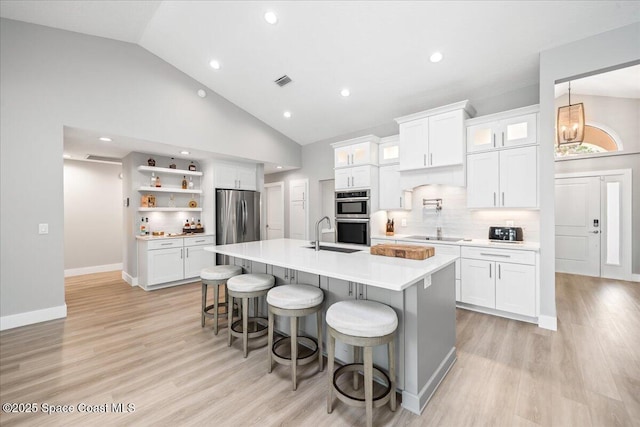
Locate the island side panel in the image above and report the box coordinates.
[402,263,457,414]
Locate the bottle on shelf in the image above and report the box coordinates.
[150,172,156,187]
[188,161,196,171]
[169,158,177,169]
[140,217,146,235]
[196,219,203,229]
[190,217,196,229]
[184,219,190,231]
[155,175,161,187]
[188,176,194,189]
[182,176,188,189]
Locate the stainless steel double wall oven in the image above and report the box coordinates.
[335,190,370,246]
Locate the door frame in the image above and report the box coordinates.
[555,168,633,281]
[264,181,284,240]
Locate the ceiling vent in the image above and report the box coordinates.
[85,155,123,164]
[274,75,292,87]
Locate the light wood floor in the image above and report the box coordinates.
[1,272,639,426]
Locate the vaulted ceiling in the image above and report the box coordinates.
[2,1,639,146]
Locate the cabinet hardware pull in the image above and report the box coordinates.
[498,264,501,279]
[493,192,496,207]
[480,253,511,258]
[493,133,496,147]
[489,264,492,278]
[502,192,505,206]
[186,248,189,257]
[430,153,433,165]
[502,132,505,146]
[161,243,172,246]
[400,196,402,206]
[423,154,427,166]
[195,240,205,243]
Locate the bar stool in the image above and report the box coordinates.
[266,284,324,390]
[201,265,242,334]
[227,273,275,358]
[326,300,398,427]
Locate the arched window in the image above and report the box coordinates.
[555,122,623,157]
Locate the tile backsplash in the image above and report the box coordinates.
[376,185,540,242]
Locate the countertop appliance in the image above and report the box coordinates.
[216,189,260,261]
[488,226,523,242]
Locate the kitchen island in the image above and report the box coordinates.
[204,238,457,415]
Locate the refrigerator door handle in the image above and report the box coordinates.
[242,199,247,235]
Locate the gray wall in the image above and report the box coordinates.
[539,22,640,323]
[63,160,123,271]
[0,19,301,321]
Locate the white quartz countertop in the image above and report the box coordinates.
[372,234,540,251]
[136,233,214,241]
[204,238,457,292]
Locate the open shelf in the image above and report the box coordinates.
[138,165,203,177]
[137,186,203,194]
[138,207,202,212]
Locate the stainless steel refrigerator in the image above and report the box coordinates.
[216,189,260,263]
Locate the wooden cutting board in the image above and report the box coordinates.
[370,244,435,260]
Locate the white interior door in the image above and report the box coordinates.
[555,176,600,276]
[265,183,284,240]
[289,179,308,240]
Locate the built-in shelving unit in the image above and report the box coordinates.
[138,207,203,212]
[137,165,203,177]
[137,186,203,194]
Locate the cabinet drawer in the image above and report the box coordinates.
[461,246,535,265]
[184,235,214,246]
[148,239,184,250]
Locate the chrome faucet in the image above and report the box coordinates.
[315,216,331,251]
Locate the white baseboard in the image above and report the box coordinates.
[121,271,138,287]
[0,304,67,331]
[631,273,640,283]
[65,263,122,277]
[538,315,558,331]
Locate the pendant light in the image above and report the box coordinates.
[557,81,585,145]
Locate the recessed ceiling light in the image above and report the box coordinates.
[283,111,291,118]
[99,137,112,142]
[209,59,221,70]
[429,52,443,63]
[341,88,350,97]
[197,89,206,98]
[264,11,278,25]
[276,165,283,169]
[63,154,71,159]
[180,150,190,155]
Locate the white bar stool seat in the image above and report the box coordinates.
[227,273,275,358]
[266,284,324,390]
[326,300,398,427]
[200,265,243,334]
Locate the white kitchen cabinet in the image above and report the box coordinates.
[396,101,474,172]
[214,162,257,191]
[428,109,465,167]
[137,235,215,290]
[466,146,537,208]
[399,118,429,171]
[332,135,379,168]
[378,135,400,165]
[334,165,377,190]
[379,165,412,210]
[460,246,536,317]
[466,107,538,154]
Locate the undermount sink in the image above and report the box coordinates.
[405,235,463,242]
[305,245,362,253]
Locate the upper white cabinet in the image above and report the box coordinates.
[395,100,475,172]
[378,135,400,165]
[332,135,379,168]
[467,146,538,208]
[335,165,377,190]
[378,164,412,210]
[214,161,257,191]
[466,106,538,154]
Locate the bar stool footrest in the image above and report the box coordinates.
[230,317,268,338]
[272,336,318,366]
[332,363,392,408]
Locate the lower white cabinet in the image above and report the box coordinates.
[138,235,215,290]
[460,246,536,317]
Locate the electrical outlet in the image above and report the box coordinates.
[401,218,407,227]
[38,223,49,234]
